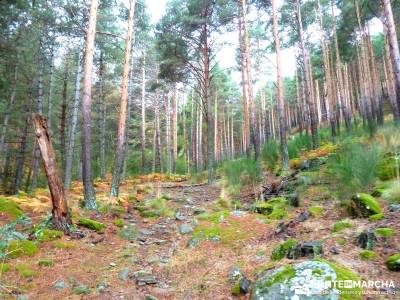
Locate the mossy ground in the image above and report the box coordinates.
[78,218,105,232]
[0,198,23,219]
[333,220,353,232]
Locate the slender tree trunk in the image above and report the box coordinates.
[165,92,172,173]
[13,115,29,195]
[110,0,136,197]
[384,30,400,120]
[31,43,45,191]
[122,61,134,182]
[81,0,99,208]
[272,0,289,169]
[172,82,177,173]
[64,49,83,189]
[141,53,146,174]
[99,51,106,180]
[60,49,70,175]
[32,114,71,231]
[296,0,318,149]
[47,46,54,135]
[383,0,400,112]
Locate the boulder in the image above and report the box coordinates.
[179,224,194,234]
[251,260,361,300]
[356,230,376,250]
[350,193,381,217]
[386,254,400,271]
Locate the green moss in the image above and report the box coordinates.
[386,253,400,271]
[271,239,297,261]
[37,229,63,242]
[7,240,39,258]
[1,263,9,273]
[377,156,399,181]
[263,265,296,287]
[0,198,23,219]
[308,206,324,217]
[196,210,229,223]
[52,241,75,249]
[315,259,362,300]
[351,193,382,217]
[360,250,378,260]
[369,213,384,221]
[38,259,54,267]
[337,238,347,246]
[113,219,124,228]
[333,221,353,232]
[375,227,393,238]
[138,198,175,218]
[312,268,323,276]
[78,218,105,232]
[16,264,39,278]
[192,221,247,246]
[231,283,240,296]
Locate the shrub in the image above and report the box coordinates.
[327,142,381,196]
[261,140,280,170]
[382,181,400,203]
[287,134,312,159]
[271,239,298,261]
[222,158,261,193]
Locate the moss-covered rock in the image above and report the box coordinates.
[253,198,287,220]
[333,220,353,232]
[271,239,297,261]
[231,283,240,296]
[375,227,393,238]
[16,264,39,278]
[369,213,384,221]
[7,240,38,258]
[377,156,400,181]
[0,198,23,219]
[37,229,63,242]
[350,193,381,217]
[386,254,400,271]
[38,259,54,267]
[360,250,378,260]
[78,218,105,232]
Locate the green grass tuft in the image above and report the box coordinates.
[333,221,353,232]
[360,250,378,260]
[375,227,393,238]
[16,263,39,278]
[7,240,38,258]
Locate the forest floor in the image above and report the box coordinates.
[0,168,400,299]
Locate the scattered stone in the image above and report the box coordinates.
[118,268,130,281]
[96,283,107,293]
[388,204,400,212]
[119,224,137,241]
[147,255,159,264]
[53,280,68,291]
[296,210,310,222]
[228,266,243,284]
[239,277,251,294]
[356,230,376,250]
[187,238,198,248]
[350,193,382,217]
[330,247,339,255]
[386,253,400,271]
[251,260,360,300]
[230,210,246,217]
[109,262,117,267]
[139,228,154,235]
[131,270,157,285]
[193,207,206,215]
[16,295,28,300]
[179,224,193,234]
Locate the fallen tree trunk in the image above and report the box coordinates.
[32,114,71,231]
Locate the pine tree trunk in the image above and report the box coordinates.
[47,46,54,136]
[81,0,99,208]
[32,114,71,231]
[60,49,70,176]
[165,92,172,173]
[172,82,177,173]
[296,0,318,149]
[110,0,136,197]
[141,53,146,174]
[99,51,106,180]
[12,115,29,195]
[384,30,400,120]
[64,49,83,189]
[272,0,289,169]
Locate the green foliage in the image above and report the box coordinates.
[333,221,353,232]
[261,140,280,170]
[375,228,393,238]
[251,197,288,220]
[308,206,324,217]
[368,213,384,221]
[382,181,400,203]
[52,241,75,249]
[98,204,126,216]
[36,229,63,242]
[377,156,400,181]
[1,263,9,273]
[386,253,400,271]
[138,198,175,218]
[350,193,382,217]
[287,134,312,159]
[271,239,297,261]
[196,210,229,223]
[222,158,262,193]
[231,283,240,295]
[262,265,296,287]
[78,218,105,232]
[38,259,54,267]
[0,198,23,219]
[359,250,378,260]
[327,142,381,196]
[16,263,39,278]
[113,219,124,228]
[6,240,38,258]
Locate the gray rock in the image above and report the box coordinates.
[147,255,159,264]
[389,204,400,212]
[139,228,154,235]
[16,295,29,300]
[193,207,206,215]
[119,224,137,241]
[239,277,251,294]
[228,266,243,284]
[131,270,157,285]
[187,238,198,248]
[179,224,194,234]
[119,268,130,281]
[175,213,187,221]
[96,283,107,293]
[252,261,340,300]
[230,210,247,217]
[356,229,376,250]
[53,279,68,291]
